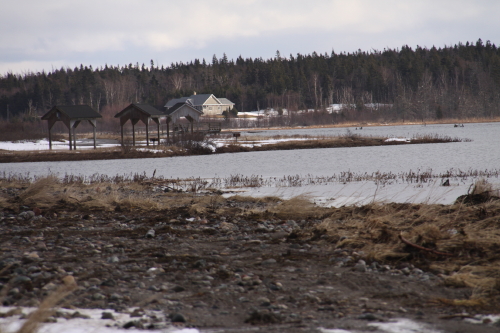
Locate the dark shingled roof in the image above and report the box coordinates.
[165,97,190,108]
[114,103,165,118]
[42,105,102,120]
[164,102,203,116]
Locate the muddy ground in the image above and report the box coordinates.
[1,181,500,332]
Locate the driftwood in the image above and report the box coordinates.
[398,234,454,257]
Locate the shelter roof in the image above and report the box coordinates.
[114,103,165,118]
[42,105,102,120]
[164,102,203,116]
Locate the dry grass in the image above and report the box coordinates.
[270,195,328,220]
[313,181,500,303]
[18,176,60,204]
[16,284,77,333]
[0,276,77,333]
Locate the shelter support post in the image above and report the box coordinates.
[68,127,72,150]
[47,118,56,150]
[166,118,170,141]
[132,122,135,146]
[152,118,160,144]
[131,118,140,146]
[88,119,97,149]
[71,120,80,150]
[119,116,128,146]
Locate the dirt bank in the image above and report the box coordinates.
[0,178,499,332]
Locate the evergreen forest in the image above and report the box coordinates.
[1,39,500,128]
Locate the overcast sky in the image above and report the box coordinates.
[1,0,499,75]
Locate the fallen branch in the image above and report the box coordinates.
[399,234,454,257]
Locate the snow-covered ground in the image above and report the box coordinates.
[1,306,497,333]
[221,179,471,207]
[0,306,198,333]
[0,139,121,151]
[0,134,416,152]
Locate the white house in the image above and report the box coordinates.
[164,93,235,116]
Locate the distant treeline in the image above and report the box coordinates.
[2,38,500,124]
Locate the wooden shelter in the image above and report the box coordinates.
[114,103,165,146]
[164,103,204,139]
[41,105,102,150]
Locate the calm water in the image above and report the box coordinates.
[1,122,499,179]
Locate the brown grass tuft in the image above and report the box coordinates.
[270,195,331,220]
[18,176,59,203]
[16,282,77,333]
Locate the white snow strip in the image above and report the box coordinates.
[368,318,442,333]
[221,180,470,207]
[384,137,410,143]
[0,306,199,333]
[0,139,120,151]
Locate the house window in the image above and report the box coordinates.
[209,107,212,111]
[218,106,221,110]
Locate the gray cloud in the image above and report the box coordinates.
[1,0,499,74]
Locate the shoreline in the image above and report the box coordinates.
[0,135,464,164]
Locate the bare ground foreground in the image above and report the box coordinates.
[1,177,500,332]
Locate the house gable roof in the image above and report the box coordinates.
[164,94,223,108]
[189,94,221,106]
[218,98,235,105]
[42,105,102,120]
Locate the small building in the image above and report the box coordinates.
[164,102,203,138]
[41,105,102,150]
[165,93,234,116]
[114,103,165,146]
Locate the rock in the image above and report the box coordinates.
[169,313,186,323]
[101,312,114,320]
[13,275,31,285]
[107,256,120,263]
[245,310,282,325]
[412,268,423,275]
[123,321,144,329]
[101,279,116,287]
[130,308,145,317]
[18,211,35,221]
[7,288,20,296]
[34,241,47,251]
[172,285,185,292]
[42,282,57,291]
[220,222,238,231]
[261,258,277,265]
[353,260,367,272]
[358,313,381,321]
[146,229,155,238]
[92,293,106,300]
[71,311,90,319]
